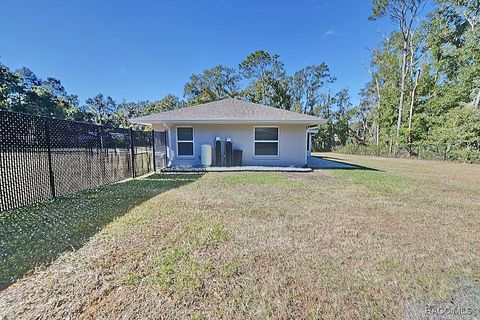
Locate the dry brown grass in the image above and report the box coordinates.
[1,153,479,319]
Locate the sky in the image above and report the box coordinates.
[0,0,395,106]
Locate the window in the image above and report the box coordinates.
[254,127,279,157]
[177,127,194,157]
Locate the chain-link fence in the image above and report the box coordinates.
[336,143,480,164]
[0,110,167,212]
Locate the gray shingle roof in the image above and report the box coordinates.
[130,98,321,125]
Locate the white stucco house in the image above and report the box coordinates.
[131,98,321,168]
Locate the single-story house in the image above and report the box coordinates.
[131,98,321,168]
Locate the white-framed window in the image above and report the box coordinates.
[177,127,194,157]
[254,126,279,157]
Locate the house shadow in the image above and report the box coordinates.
[308,155,380,171]
[0,173,203,291]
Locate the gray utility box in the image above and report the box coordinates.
[225,138,233,167]
[214,137,222,166]
[233,150,243,166]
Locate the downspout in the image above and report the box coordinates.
[163,122,173,167]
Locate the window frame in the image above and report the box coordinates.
[176,126,194,158]
[253,126,280,158]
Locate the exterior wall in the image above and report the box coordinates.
[152,123,308,167]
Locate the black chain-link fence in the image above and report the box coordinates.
[0,110,167,212]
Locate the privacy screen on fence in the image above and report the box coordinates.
[0,110,166,212]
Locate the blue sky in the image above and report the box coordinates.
[0,0,394,106]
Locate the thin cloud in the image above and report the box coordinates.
[321,30,342,38]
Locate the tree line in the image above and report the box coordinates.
[0,51,352,148]
[0,63,185,128]
[346,0,480,161]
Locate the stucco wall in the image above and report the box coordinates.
[152,123,308,167]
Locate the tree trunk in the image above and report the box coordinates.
[262,78,266,105]
[374,76,381,146]
[389,136,393,155]
[408,69,420,151]
[472,87,480,109]
[396,39,408,140]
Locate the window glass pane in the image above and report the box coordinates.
[177,127,193,141]
[255,127,278,141]
[178,142,194,156]
[255,142,278,156]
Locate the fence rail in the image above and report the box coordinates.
[0,110,166,212]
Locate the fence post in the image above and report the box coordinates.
[130,128,135,179]
[45,118,56,198]
[151,130,156,173]
[98,125,106,184]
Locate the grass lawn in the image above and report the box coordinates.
[1,153,479,319]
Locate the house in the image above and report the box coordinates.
[131,98,321,168]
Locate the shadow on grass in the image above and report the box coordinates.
[0,173,203,290]
[308,155,380,171]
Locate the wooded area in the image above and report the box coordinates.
[1,0,478,162]
[353,0,480,162]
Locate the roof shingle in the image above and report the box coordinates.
[130,98,321,125]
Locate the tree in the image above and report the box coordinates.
[427,0,480,110]
[430,106,480,161]
[144,94,183,114]
[267,75,294,110]
[312,91,336,151]
[184,65,240,105]
[363,59,383,146]
[0,64,81,118]
[239,50,286,107]
[84,94,116,125]
[292,64,335,114]
[370,0,428,140]
[311,89,355,151]
[370,35,404,148]
[0,63,20,110]
[332,89,356,145]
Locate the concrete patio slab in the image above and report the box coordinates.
[160,156,357,172]
[161,166,313,173]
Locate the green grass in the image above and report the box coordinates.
[332,169,415,194]
[145,218,233,295]
[152,246,215,293]
[0,174,200,290]
[1,157,480,319]
[220,172,298,186]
